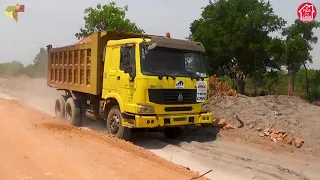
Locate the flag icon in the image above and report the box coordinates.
[4,4,25,22]
[16,5,25,12]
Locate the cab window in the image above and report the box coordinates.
[120,45,135,71]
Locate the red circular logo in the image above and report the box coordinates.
[297,2,317,23]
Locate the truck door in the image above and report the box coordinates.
[103,46,119,92]
[118,44,136,104]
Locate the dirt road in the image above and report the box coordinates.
[1,76,320,180]
[0,98,202,180]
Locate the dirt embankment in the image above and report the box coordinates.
[0,98,204,180]
[211,94,320,156]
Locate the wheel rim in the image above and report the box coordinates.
[109,114,120,135]
[65,103,72,124]
[55,100,61,117]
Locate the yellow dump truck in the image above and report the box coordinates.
[47,31,212,140]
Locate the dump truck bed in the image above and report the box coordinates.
[47,31,144,95]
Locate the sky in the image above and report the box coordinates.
[0,0,319,69]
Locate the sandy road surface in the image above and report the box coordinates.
[0,98,203,180]
[1,76,320,180]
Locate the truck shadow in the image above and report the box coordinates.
[80,119,221,150]
[132,126,221,150]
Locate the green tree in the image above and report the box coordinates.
[75,2,144,39]
[248,70,281,96]
[22,47,48,78]
[189,0,286,94]
[24,64,37,78]
[281,19,320,96]
[0,61,25,77]
[295,69,320,101]
[33,47,48,77]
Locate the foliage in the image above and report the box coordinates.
[248,71,281,95]
[243,68,320,102]
[209,75,238,105]
[23,47,48,78]
[281,19,320,70]
[217,75,237,89]
[189,0,286,79]
[281,19,320,95]
[75,2,144,39]
[282,19,320,46]
[295,69,320,101]
[0,48,48,78]
[0,61,25,77]
[245,70,285,96]
[31,47,48,77]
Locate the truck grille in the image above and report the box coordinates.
[148,89,198,104]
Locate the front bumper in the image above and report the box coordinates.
[127,112,213,128]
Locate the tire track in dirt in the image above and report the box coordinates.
[148,134,316,180]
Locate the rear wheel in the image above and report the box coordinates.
[106,105,131,141]
[64,97,81,126]
[55,95,67,120]
[164,127,182,139]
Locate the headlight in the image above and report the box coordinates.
[201,103,210,112]
[137,105,154,114]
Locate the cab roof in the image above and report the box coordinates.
[74,31,205,52]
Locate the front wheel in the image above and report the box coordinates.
[106,105,131,141]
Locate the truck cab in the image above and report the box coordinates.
[101,34,212,139]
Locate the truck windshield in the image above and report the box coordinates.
[140,45,208,78]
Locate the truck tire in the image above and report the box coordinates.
[164,127,182,139]
[64,97,81,126]
[106,105,131,141]
[55,95,67,120]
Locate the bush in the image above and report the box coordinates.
[0,61,25,77]
[209,75,238,105]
